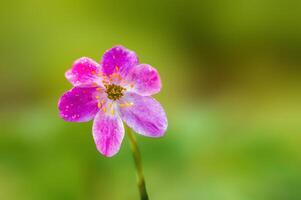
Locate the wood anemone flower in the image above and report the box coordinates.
[58,45,168,157]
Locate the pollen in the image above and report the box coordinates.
[117,75,122,81]
[105,84,125,101]
[119,102,134,107]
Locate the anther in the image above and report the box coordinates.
[119,102,134,107]
[118,75,122,81]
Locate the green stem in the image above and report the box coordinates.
[126,128,149,200]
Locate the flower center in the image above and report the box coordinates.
[105,84,125,101]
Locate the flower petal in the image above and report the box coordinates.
[65,57,100,86]
[128,64,161,96]
[58,87,99,122]
[92,111,124,157]
[100,45,139,77]
[118,92,167,137]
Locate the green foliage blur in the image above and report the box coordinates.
[0,0,300,199]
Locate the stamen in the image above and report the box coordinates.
[111,108,115,115]
[115,66,119,71]
[95,96,100,99]
[102,76,109,85]
[96,87,101,91]
[91,70,96,75]
[97,102,101,108]
[119,102,134,107]
[103,106,106,113]
[117,75,122,81]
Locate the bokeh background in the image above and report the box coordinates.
[1,0,301,199]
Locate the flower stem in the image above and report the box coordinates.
[126,128,149,200]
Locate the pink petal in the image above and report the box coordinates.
[58,87,99,122]
[92,111,124,157]
[118,92,167,137]
[100,45,139,77]
[128,64,161,96]
[65,57,100,86]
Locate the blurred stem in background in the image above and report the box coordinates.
[126,127,149,200]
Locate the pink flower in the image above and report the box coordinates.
[58,45,168,157]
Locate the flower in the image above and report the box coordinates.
[58,45,168,157]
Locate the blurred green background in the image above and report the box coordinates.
[1,0,301,199]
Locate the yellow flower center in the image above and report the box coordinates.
[105,84,125,101]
